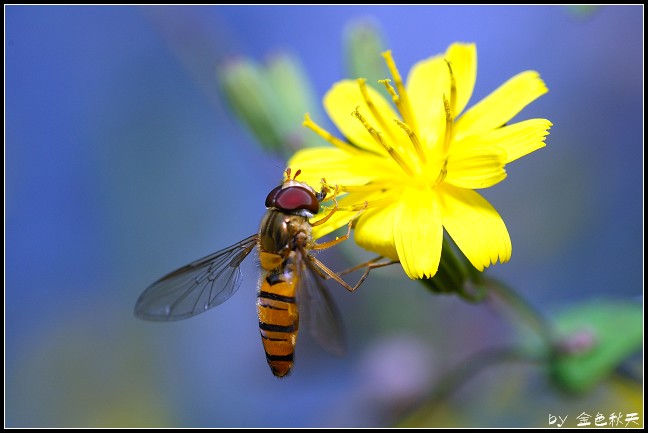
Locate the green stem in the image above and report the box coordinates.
[482,276,557,348]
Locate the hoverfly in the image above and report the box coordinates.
[134,168,392,377]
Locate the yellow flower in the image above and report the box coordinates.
[289,43,552,279]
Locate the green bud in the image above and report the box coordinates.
[217,58,284,153]
[266,51,322,151]
[218,51,322,159]
[563,5,601,19]
[344,19,389,94]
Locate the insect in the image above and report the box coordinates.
[134,168,392,377]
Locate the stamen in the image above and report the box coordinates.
[435,161,448,185]
[444,59,457,117]
[357,78,398,143]
[303,113,360,154]
[378,79,399,101]
[352,108,414,176]
[394,119,426,163]
[442,96,454,155]
[382,51,418,134]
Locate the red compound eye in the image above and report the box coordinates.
[272,186,320,214]
[265,185,282,208]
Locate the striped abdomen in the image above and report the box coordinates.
[257,258,299,377]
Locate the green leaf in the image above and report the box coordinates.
[550,299,643,393]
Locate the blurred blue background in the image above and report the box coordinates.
[5,5,643,427]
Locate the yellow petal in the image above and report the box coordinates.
[406,43,477,149]
[324,80,403,155]
[438,184,511,271]
[288,146,387,187]
[454,71,548,141]
[406,53,447,149]
[393,188,443,279]
[354,204,399,262]
[445,145,507,189]
[458,118,552,164]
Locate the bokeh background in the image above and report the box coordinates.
[5,5,643,427]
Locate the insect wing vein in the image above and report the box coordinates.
[134,234,258,321]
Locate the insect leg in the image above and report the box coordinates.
[311,201,368,250]
[333,256,397,277]
[308,255,396,293]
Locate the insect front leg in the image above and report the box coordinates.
[311,200,368,250]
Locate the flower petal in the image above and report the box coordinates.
[438,184,511,271]
[457,118,552,164]
[393,188,443,279]
[324,80,403,155]
[354,204,399,262]
[454,71,548,141]
[445,145,507,189]
[406,43,477,149]
[406,53,447,149]
[288,146,388,187]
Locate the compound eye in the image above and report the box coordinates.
[274,186,320,214]
[265,185,283,208]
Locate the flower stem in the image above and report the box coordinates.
[481,276,557,348]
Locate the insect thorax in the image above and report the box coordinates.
[258,209,312,259]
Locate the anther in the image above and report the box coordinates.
[444,59,457,117]
[395,119,426,163]
[358,78,398,143]
[442,96,454,155]
[382,51,417,133]
[353,108,414,176]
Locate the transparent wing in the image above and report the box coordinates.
[135,234,258,321]
[297,252,347,357]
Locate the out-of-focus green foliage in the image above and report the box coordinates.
[217,52,322,159]
[563,5,602,19]
[218,18,390,160]
[550,300,643,393]
[343,19,389,93]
